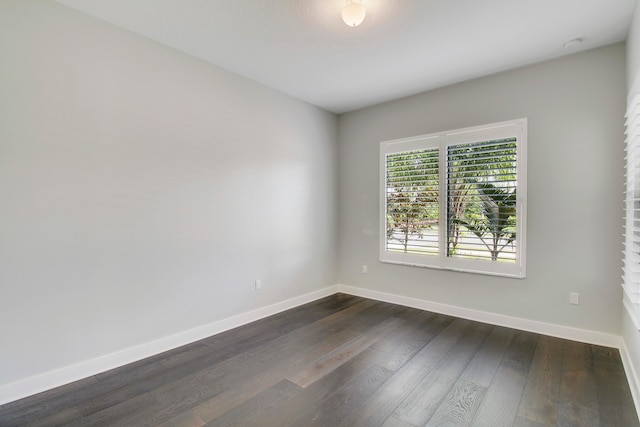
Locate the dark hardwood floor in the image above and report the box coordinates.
[1,293,638,426]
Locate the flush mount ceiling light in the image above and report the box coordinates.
[342,0,366,27]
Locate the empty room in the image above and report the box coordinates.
[2,0,640,426]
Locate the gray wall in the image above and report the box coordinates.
[0,0,338,386]
[338,44,626,335]
[629,1,640,91]
[0,0,631,401]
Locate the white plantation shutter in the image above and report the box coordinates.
[446,138,518,263]
[385,148,440,255]
[380,119,526,278]
[623,93,640,327]
[381,135,443,268]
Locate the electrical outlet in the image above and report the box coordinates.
[362,265,368,274]
[570,292,579,305]
[255,279,262,290]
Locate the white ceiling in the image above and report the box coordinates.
[55,0,636,114]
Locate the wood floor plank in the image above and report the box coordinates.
[336,318,474,427]
[169,294,364,386]
[95,359,168,389]
[458,326,515,388]
[156,343,218,370]
[111,324,358,427]
[557,341,600,427]
[471,365,528,427]
[229,348,388,427]
[512,415,550,427]
[381,416,415,427]
[316,298,379,329]
[203,379,301,427]
[392,322,493,426]
[500,330,539,372]
[593,346,640,427]
[516,335,564,426]
[287,317,405,388]
[469,330,538,427]
[5,359,170,426]
[191,327,361,422]
[1,295,638,427]
[52,348,238,426]
[418,326,514,427]
[158,411,207,427]
[201,293,362,356]
[591,344,623,364]
[58,350,229,426]
[372,310,437,353]
[290,363,393,427]
[148,322,335,406]
[372,312,451,372]
[426,379,486,427]
[0,375,102,426]
[422,326,514,427]
[342,301,408,333]
[287,349,391,423]
[116,323,342,425]
[64,392,161,427]
[90,323,315,425]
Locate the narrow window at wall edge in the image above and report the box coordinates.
[623,92,640,329]
[380,118,527,278]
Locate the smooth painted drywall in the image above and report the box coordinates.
[629,1,640,91]
[0,0,337,387]
[338,44,626,335]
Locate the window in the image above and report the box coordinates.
[624,93,640,328]
[380,119,527,278]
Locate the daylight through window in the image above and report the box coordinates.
[380,119,527,278]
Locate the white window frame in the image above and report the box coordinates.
[380,119,527,278]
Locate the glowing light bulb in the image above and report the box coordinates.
[342,1,366,27]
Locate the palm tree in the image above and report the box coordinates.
[453,181,516,261]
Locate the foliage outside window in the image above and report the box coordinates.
[380,119,527,278]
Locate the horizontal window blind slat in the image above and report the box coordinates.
[381,119,525,277]
[623,93,640,319]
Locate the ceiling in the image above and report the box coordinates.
[54,0,636,114]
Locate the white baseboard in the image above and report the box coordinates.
[337,284,621,348]
[620,339,640,419]
[0,283,627,408]
[0,285,339,406]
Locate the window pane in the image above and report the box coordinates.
[446,138,517,263]
[380,119,526,278]
[386,148,439,255]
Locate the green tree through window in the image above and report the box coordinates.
[386,148,439,254]
[447,138,517,262]
[380,119,526,278]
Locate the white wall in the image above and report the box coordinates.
[338,44,626,336]
[0,0,337,393]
